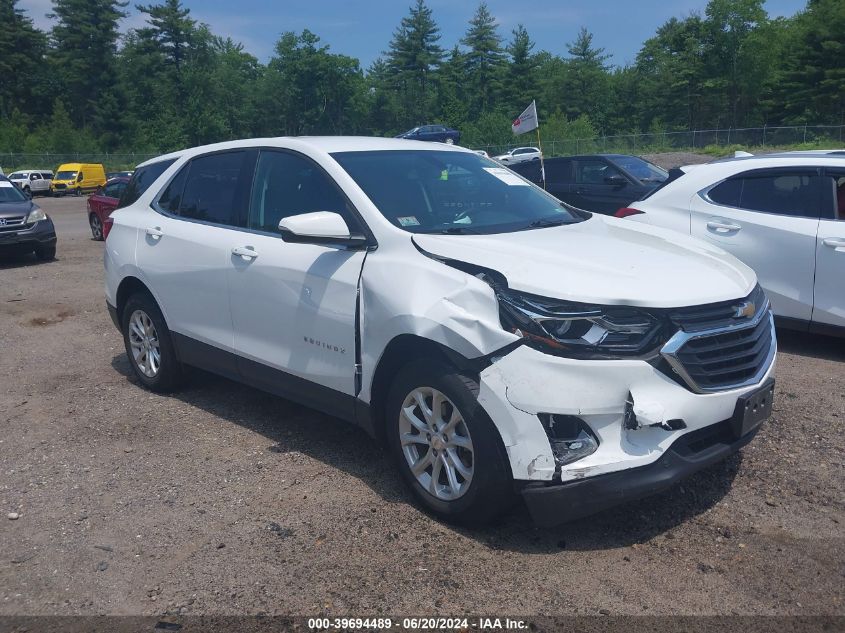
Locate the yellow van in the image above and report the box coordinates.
[50,163,107,196]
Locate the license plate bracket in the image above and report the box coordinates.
[731,379,775,438]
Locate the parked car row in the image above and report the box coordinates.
[6,162,111,197]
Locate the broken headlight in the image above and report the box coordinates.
[497,289,664,359]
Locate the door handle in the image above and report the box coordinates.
[232,246,259,261]
[706,220,742,233]
[145,227,163,240]
[823,238,845,251]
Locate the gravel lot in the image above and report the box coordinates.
[0,195,843,618]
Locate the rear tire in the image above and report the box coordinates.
[386,359,514,525]
[445,137,455,145]
[33,245,56,261]
[121,292,183,393]
[89,214,104,240]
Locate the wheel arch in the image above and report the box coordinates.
[367,333,516,443]
[115,276,155,324]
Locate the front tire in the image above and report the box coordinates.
[89,214,103,240]
[33,244,56,261]
[75,187,82,197]
[386,359,514,525]
[121,292,183,392]
[445,137,455,145]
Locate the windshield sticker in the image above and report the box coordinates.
[397,216,420,227]
[483,167,529,186]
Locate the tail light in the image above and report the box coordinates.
[615,207,645,218]
[102,217,114,240]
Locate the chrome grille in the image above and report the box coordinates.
[0,216,27,232]
[661,286,775,392]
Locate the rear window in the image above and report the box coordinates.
[118,159,177,209]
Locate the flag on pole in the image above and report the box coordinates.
[512,100,538,135]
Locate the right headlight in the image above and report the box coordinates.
[496,288,665,360]
[26,207,47,224]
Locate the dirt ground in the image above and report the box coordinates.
[0,196,843,618]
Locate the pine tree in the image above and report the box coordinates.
[135,0,195,73]
[385,0,444,126]
[461,2,505,117]
[504,24,537,112]
[564,28,612,129]
[48,0,127,128]
[0,0,48,119]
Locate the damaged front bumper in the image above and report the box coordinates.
[521,417,761,527]
[476,341,776,524]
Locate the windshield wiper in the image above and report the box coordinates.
[523,217,571,229]
[435,226,481,235]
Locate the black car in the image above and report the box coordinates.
[509,154,668,215]
[395,124,461,145]
[0,176,57,260]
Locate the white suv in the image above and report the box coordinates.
[8,170,54,196]
[104,137,776,526]
[493,147,542,165]
[618,152,845,337]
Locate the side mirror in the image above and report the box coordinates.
[605,174,627,187]
[278,211,368,248]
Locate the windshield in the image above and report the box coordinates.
[9,173,25,180]
[56,171,78,180]
[0,182,28,203]
[332,150,586,234]
[612,156,668,183]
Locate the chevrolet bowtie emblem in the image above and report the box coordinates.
[0,218,6,226]
[733,301,755,319]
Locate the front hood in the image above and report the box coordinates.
[0,200,35,218]
[412,216,757,308]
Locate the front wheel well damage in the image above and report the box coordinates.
[367,334,522,444]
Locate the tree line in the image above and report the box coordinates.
[0,0,843,157]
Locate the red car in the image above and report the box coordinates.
[87,177,129,240]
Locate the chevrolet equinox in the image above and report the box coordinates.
[104,137,777,526]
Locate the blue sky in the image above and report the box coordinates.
[19,0,807,69]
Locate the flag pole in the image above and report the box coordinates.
[534,103,546,190]
[535,126,546,190]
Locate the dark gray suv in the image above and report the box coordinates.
[510,154,668,215]
[0,176,57,260]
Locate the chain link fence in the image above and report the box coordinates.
[2,125,844,171]
[0,152,158,173]
[472,124,845,157]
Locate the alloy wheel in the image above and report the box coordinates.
[90,215,102,240]
[399,387,474,500]
[128,309,161,378]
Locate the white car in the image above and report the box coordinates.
[618,152,845,337]
[8,170,54,196]
[493,147,541,165]
[104,137,776,526]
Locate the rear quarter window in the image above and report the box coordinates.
[118,159,177,209]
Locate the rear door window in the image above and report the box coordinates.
[575,159,621,184]
[175,151,253,227]
[707,170,822,218]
